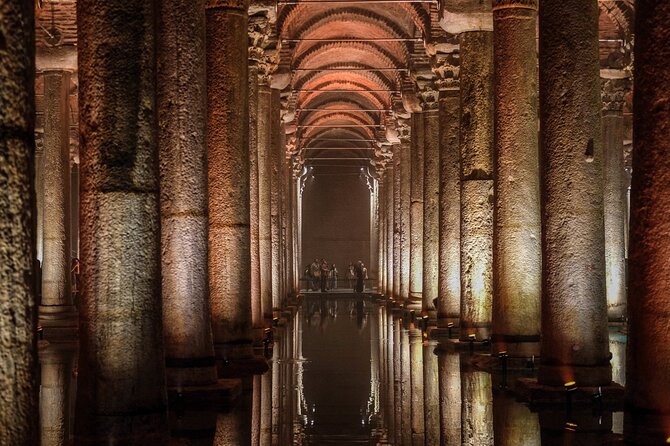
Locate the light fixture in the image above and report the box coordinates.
[468,333,476,354]
[564,381,578,413]
[447,322,454,338]
[564,421,578,432]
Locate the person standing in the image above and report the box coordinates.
[320,259,330,292]
[347,263,356,290]
[330,264,338,290]
[310,258,320,291]
[355,261,365,294]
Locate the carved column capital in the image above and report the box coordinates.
[248,15,278,85]
[416,84,440,111]
[431,51,460,91]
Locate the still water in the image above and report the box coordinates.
[38,296,626,445]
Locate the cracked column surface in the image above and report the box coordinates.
[40,69,76,336]
[438,90,461,327]
[257,83,272,322]
[491,0,541,356]
[459,30,494,341]
[0,1,38,443]
[76,0,168,442]
[538,0,610,387]
[400,140,411,301]
[423,108,440,316]
[393,144,401,299]
[206,0,253,363]
[625,1,670,443]
[409,112,424,309]
[601,77,627,322]
[157,0,217,387]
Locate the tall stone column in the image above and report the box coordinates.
[386,169,395,297]
[493,391,540,446]
[271,88,282,309]
[400,324,411,445]
[409,328,425,446]
[248,63,262,328]
[36,138,45,265]
[157,0,217,387]
[537,0,610,387]
[625,1,670,443]
[601,76,628,322]
[39,69,77,337]
[491,0,541,356]
[437,87,461,327]
[0,2,38,442]
[398,125,412,301]
[419,87,440,317]
[409,112,424,309]
[76,0,167,442]
[378,178,386,293]
[393,144,401,298]
[257,82,272,321]
[206,0,254,364]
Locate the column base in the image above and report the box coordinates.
[491,334,540,358]
[515,377,624,409]
[439,337,491,352]
[167,378,242,408]
[39,304,78,340]
[624,408,670,446]
[406,294,422,311]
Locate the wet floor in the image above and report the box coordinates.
[38,296,627,445]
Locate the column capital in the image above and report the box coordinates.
[491,0,538,11]
[601,77,629,113]
[431,51,460,92]
[206,0,248,11]
[248,14,279,85]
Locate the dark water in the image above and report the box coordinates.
[38,297,627,445]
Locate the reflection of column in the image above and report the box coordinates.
[493,391,540,446]
[0,4,38,441]
[461,370,493,446]
[601,76,627,321]
[422,102,440,316]
[491,0,541,356]
[39,345,75,446]
[538,0,610,387]
[400,323,411,445]
[260,367,272,445]
[423,341,439,445]
[625,2,670,442]
[409,329,425,446]
[157,0,218,387]
[76,0,167,441]
[388,313,398,443]
[214,410,250,446]
[459,29,494,341]
[251,375,261,446]
[206,0,254,363]
[539,410,611,446]
[40,69,77,333]
[393,144,401,298]
[437,351,461,446]
[438,89,461,327]
[409,113,424,308]
[249,64,261,328]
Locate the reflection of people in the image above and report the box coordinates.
[330,264,338,290]
[354,261,365,293]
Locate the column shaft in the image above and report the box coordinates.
[423,342,440,446]
[538,0,610,386]
[257,84,272,321]
[270,88,282,309]
[393,144,401,298]
[409,113,424,307]
[409,329,425,446]
[438,91,461,326]
[459,30,494,340]
[206,0,253,358]
[423,110,440,314]
[157,0,217,387]
[76,0,167,441]
[625,1,670,443]
[399,141,411,300]
[438,352,461,446]
[249,64,262,328]
[386,171,395,297]
[0,1,38,442]
[491,0,541,355]
[461,370,494,446]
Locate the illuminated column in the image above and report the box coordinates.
[378,178,386,293]
[625,1,670,442]
[0,4,38,442]
[409,112,424,309]
[491,0,541,356]
[257,82,272,321]
[388,313,398,443]
[157,0,218,387]
[369,179,379,289]
[39,69,77,336]
[399,124,412,301]
[420,88,440,317]
[39,346,75,446]
[601,76,628,321]
[538,0,610,387]
[409,328,425,446]
[493,391,540,446]
[437,86,461,327]
[214,411,250,446]
[271,88,282,308]
[393,143,401,298]
[206,0,254,364]
[400,324,411,445]
[248,63,262,328]
[76,0,167,441]
[461,370,494,446]
[437,351,461,446]
[423,341,440,446]
[386,169,395,297]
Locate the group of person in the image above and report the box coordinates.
[304,258,368,293]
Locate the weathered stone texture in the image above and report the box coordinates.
[409,113,424,304]
[461,371,494,446]
[257,84,272,321]
[538,0,610,387]
[393,144,401,299]
[409,329,425,445]
[423,343,440,446]
[0,2,38,443]
[399,142,411,300]
[248,64,262,328]
[437,352,461,446]
[423,110,440,312]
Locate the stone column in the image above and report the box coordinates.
[157,0,217,388]
[271,88,282,309]
[461,369,494,446]
[36,138,45,265]
[39,345,76,446]
[76,0,167,442]
[40,69,77,336]
[0,6,38,442]
[423,341,440,446]
[409,328,425,446]
[493,391,540,446]
[491,0,541,356]
[421,91,440,317]
[399,126,412,301]
[409,112,424,309]
[625,1,670,443]
[386,169,395,297]
[437,351,461,446]
[257,82,272,321]
[378,178,386,293]
[400,324,411,445]
[537,0,610,387]
[601,76,627,322]
[206,0,254,364]
[437,88,461,327]
[248,64,262,328]
[393,144,401,298]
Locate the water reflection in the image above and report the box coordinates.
[37,298,627,445]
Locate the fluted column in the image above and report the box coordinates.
[601,76,628,321]
[76,0,167,441]
[0,2,38,441]
[393,144,401,298]
[206,0,254,363]
[420,88,440,317]
[538,0,610,386]
[39,69,77,335]
[625,1,670,443]
[491,0,541,356]
[409,112,424,308]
